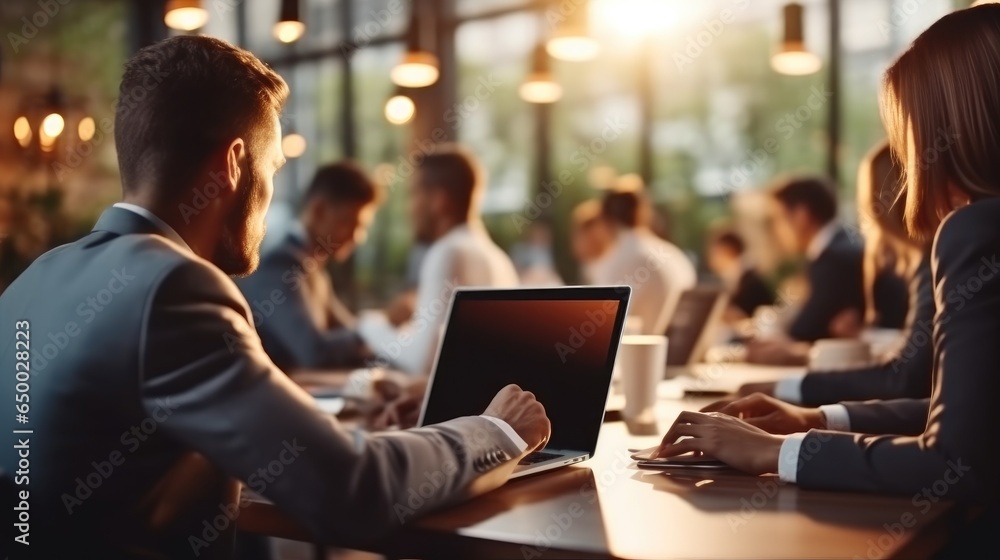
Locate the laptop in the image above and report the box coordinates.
[664,286,729,369]
[417,286,631,478]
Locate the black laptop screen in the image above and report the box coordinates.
[420,288,629,455]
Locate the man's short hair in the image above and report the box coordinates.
[709,229,745,255]
[114,36,288,198]
[303,161,381,208]
[770,176,838,225]
[415,144,482,218]
[601,174,650,228]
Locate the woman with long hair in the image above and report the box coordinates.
[656,4,1000,506]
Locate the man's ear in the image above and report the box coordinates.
[224,138,246,192]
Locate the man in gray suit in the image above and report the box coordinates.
[236,162,379,371]
[0,36,549,558]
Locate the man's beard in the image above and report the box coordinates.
[215,166,266,277]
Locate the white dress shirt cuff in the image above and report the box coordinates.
[774,375,805,404]
[818,404,851,432]
[778,433,807,483]
[480,416,528,453]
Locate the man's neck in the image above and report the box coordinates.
[429,216,468,243]
[120,194,219,260]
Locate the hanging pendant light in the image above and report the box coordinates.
[520,44,562,104]
[772,3,822,75]
[385,88,416,125]
[274,0,306,44]
[391,1,439,88]
[546,0,600,62]
[164,0,209,32]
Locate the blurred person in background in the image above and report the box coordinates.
[570,199,613,283]
[590,175,696,335]
[727,140,933,404]
[356,144,518,376]
[511,220,563,286]
[235,161,379,372]
[748,176,864,359]
[655,14,1000,543]
[705,227,775,322]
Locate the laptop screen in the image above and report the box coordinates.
[419,287,630,455]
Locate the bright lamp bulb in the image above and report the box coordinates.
[13,116,32,147]
[274,20,305,43]
[78,117,96,141]
[384,95,416,125]
[41,113,65,138]
[282,133,307,159]
[519,76,563,104]
[771,50,822,75]
[546,37,600,61]
[391,52,440,88]
[164,6,208,31]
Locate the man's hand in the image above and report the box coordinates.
[483,384,551,453]
[386,290,417,326]
[710,393,825,434]
[368,376,428,430]
[653,411,784,475]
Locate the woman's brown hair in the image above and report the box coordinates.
[880,4,1000,241]
[857,140,922,324]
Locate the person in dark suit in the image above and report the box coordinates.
[0,36,550,558]
[705,228,775,319]
[235,162,378,371]
[771,176,865,342]
[654,5,1000,518]
[737,141,933,405]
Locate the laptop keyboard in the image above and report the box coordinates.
[518,451,563,465]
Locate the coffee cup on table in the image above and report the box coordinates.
[618,334,667,434]
[808,339,872,371]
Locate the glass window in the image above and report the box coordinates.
[455,11,537,222]
[245,0,342,60]
[350,44,412,304]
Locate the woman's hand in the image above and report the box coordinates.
[653,411,785,475]
[705,393,826,435]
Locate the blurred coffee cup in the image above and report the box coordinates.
[618,334,667,426]
[808,339,872,371]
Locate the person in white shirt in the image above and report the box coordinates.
[589,176,696,336]
[358,144,518,375]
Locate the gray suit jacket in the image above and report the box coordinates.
[0,207,521,558]
[795,199,1000,503]
[235,232,366,371]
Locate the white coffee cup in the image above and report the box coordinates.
[808,339,872,371]
[618,334,668,423]
[752,305,783,340]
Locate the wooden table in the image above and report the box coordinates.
[239,365,959,559]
